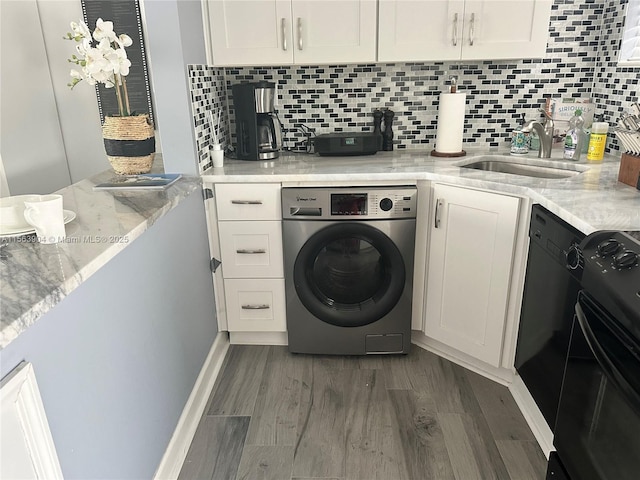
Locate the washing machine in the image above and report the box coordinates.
[282,186,417,355]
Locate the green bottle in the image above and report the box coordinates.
[563,109,584,161]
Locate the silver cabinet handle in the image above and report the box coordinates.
[452,13,458,46]
[241,304,270,310]
[231,200,263,205]
[469,13,475,46]
[281,18,287,51]
[297,17,303,50]
[434,198,444,229]
[236,249,266,254]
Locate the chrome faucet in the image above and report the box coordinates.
[521,108,555,158]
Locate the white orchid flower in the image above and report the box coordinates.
[65,17,133,115]
[75,37,91,57]
[104,48,131,76]
[117,34,133,48]
[93,18,116,43]
[70,20,90,40]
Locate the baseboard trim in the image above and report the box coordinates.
[154,332,230,480]
[411,331,513,385]
[229,331,288,345]
[509,373,554,458]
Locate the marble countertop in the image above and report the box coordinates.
[202,149,640,234]
[0,170,201,350]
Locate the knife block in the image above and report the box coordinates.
[618,153,640,190]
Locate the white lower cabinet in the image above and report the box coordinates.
[424,183,520,367]
[212,183,286,334]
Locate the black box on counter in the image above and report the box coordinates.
[313,132,381,156]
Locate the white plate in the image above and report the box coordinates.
[0,210,76,238]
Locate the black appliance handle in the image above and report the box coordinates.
[575,294,640,413]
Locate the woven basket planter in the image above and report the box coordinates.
[102,114,155,175]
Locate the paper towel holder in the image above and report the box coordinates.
[431,76,467,158]
[431,149,467,158]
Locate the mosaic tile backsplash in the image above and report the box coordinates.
[189,0,638,173]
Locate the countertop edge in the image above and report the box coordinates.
[0,177,202,350]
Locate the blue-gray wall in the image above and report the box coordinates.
[142,0,207,175]
[0,191,216,479]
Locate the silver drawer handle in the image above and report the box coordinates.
[241,304,270,310]
[281,17,287,51]
[435,198,444,229]
[236,249,266,254]
[231,200,263,205]
[452,13,458,46]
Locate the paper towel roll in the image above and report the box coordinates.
[435,93,466,154]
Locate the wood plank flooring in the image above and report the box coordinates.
[178,345,546,480]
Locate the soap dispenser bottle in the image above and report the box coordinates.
[522,112,539,151]
[587,114,609,163]
[563,109,584,161]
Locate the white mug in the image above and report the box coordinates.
[23,194,66,244]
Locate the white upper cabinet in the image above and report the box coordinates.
[461,0,552,60]
[206,0,377,66]
[378,0,552,62]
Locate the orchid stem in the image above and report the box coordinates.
[114,74,126,117]
[121,75,131,116]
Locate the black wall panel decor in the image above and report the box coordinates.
[81,0,155,125]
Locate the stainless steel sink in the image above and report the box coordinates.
[458,156,586,179]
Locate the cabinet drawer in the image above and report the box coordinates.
[224,279,286,332]
[219,221,284,278]
[215,183,281,220]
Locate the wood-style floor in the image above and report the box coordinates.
[178,345,546,480]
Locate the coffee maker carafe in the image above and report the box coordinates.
[232,82,282,161]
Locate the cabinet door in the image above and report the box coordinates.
[460,0,552,60]
[291,0,377,64]
[424,184,519,367]
[207,0,293,66]
[378,0,464,62]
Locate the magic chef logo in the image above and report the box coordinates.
[296,196,317,202]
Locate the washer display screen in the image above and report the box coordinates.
[331,193,367,216]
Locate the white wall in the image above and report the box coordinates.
[0,0,108,195]
[38,0,109,183]
[141,0,206,174]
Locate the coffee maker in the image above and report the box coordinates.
[232,82,282,161]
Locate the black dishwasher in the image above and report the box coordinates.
[515,204,585,432]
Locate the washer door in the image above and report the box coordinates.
[293,222,406,327]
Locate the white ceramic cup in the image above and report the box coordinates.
[23,194,66,244]
[211,144,224,168]
[0,204,25,228]
[0,195,40,229]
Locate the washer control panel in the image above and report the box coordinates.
[282,187,417,220]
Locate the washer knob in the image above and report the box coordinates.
[380,198,393,211]
[613,250,639,269]
[597,238,621,257]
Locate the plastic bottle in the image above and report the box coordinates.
[563,109,584,161]
[587,117,609,163]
